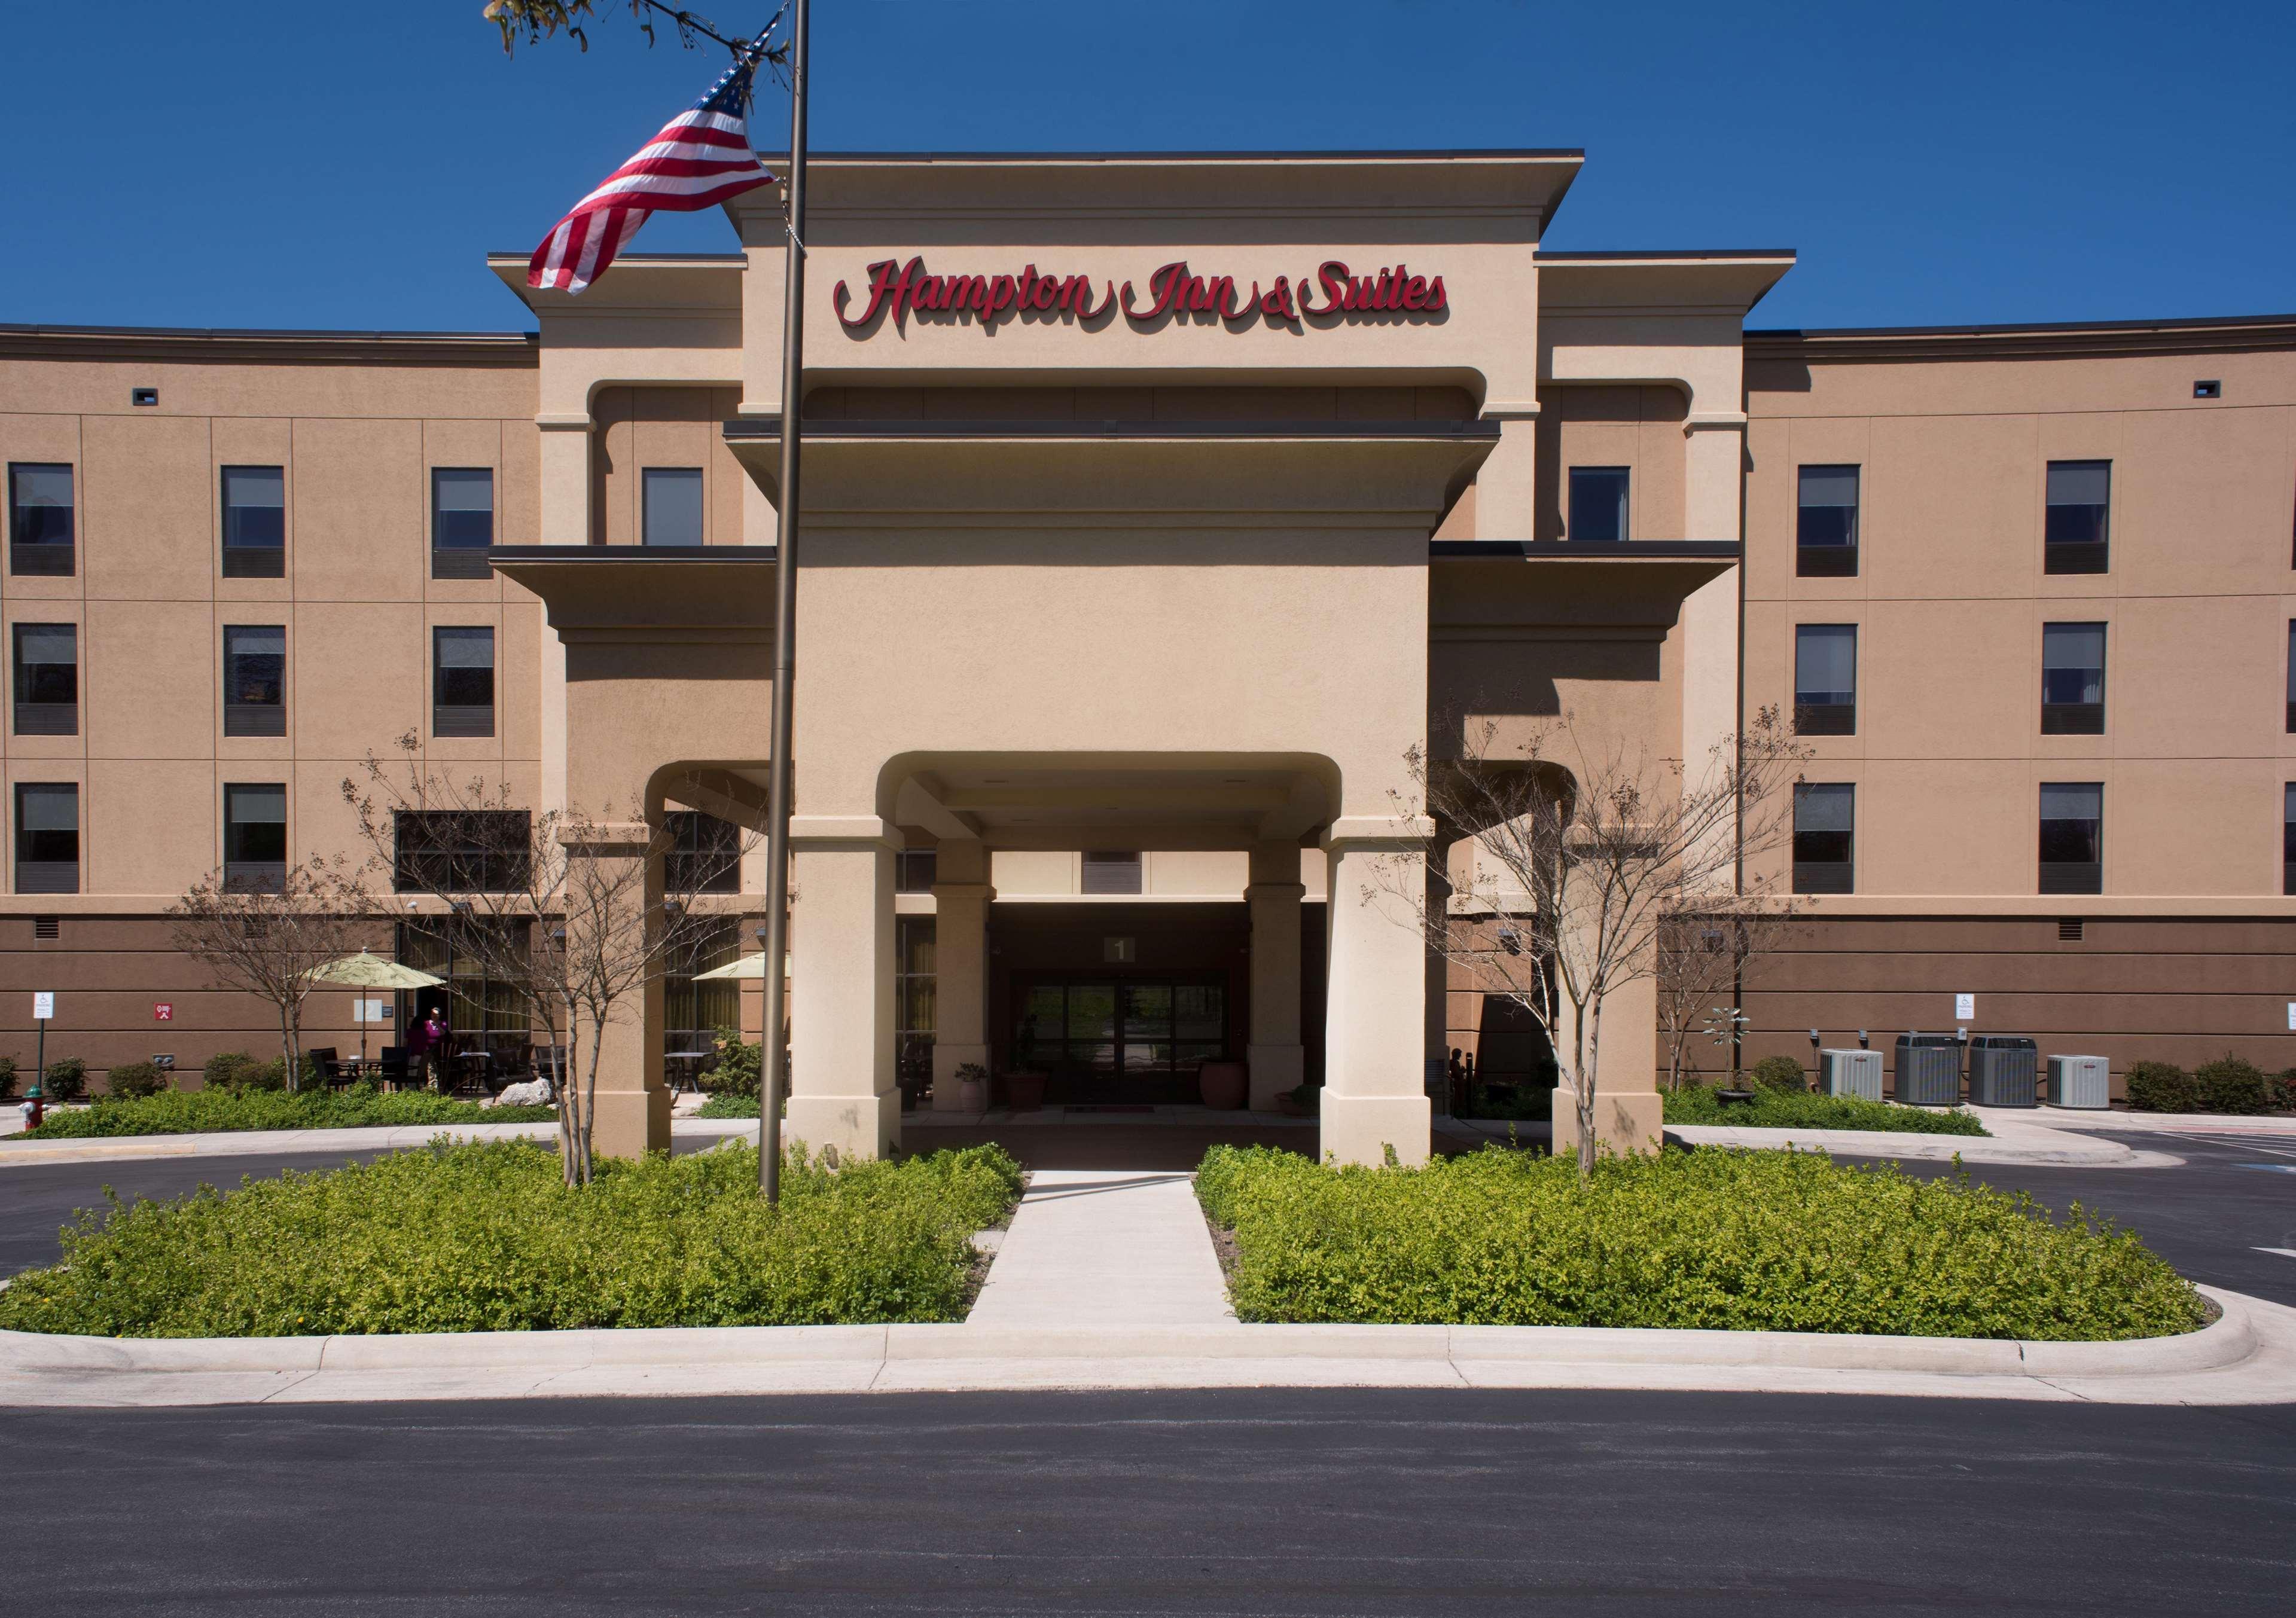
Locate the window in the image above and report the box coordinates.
[220,466,286,578]
[222,625,286,737]
[896,915,937,1098]
[1796,465,1859,577]
[2039,783,2103,895]
[431,468,495,581]
[2041,622,2106,734]
[1793,625,1857,735]
[2044,460,2110,574]
[398,918,532,1066]
[1792,783,1854,895]
[664,810,741,893]
[392,810,532,893]
[2286,621,2295,734]
[664,919,741,1077]
[14,783,78,895]
[1083,850,1142,895]
[895,848,938,893]
[12,624,77,736]
[222,783,287,892]
[642,468,705,547]
[2285,786,2295,899]
[1568,466,1630,543]
[432,626,495,737]
[9,464,74,576]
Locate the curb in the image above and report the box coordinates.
[2,1285,2286,1409]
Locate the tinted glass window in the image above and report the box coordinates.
[2044,460,2110,573]
[2039,781,2103,893]
[1793,624,1856,735]
[13,624,77,706]
[223,625,286,736]
[643,468,705,547]
[432,469,494,550]
[9,464,74,575]
[1568,466,1629,543]
[14,782,78,893]
[1796,466,1859,556]
[1792,783,1854,895]
[2041,622,2106,733]
[433,627,496,737]
[221,466,286,576]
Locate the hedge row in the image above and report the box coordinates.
[20,1084,557,1138]
[0,1140,1024,1337]
[2124,1057,2295,1116]
[1662,1085,1989,1135]
[1194,1144,2202,1341]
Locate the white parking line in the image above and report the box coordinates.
[2254,1247,2296,1260]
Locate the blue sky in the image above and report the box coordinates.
[5,1,2290,332]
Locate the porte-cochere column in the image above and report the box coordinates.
[785,815,901,1161]
[1319,816,1435,1166]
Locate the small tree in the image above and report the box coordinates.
[1379,707,1807,1181]
[344,736,751,1186]
[1655,902,1805,1093]
[168,859,376,1092]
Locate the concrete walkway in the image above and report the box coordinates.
[1440,1109,2174,1167]
[0,1116,758,1167]
[968,1170,1233,1328]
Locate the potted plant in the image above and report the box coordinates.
[953,1061,989,1112]
[1003,1068,1047,1112]
[1197,1059,1248,1110]
[1716,1071,1756,1106]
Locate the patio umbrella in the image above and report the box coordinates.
[307,953,446,1063]
[693,952,780,981]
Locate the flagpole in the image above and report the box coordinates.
[758,0,809,1201]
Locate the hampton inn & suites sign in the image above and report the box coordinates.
[834,258,1449,332]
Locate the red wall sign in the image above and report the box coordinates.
[835,258,1447,334]
[153,1002,174,1022]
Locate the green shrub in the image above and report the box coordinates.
[1193,1143,2202,1341]
[699,1027,761,1098]
[200,1051,283,1095]
[0,1139,1024,1338]
[0,1055,16,1101]
[2191,1054,2272,1116]
[105,1061,171,1100]
[1465,1082,1553,1122]
[697,1092,759,1119]
[2124,1061,2197,1113]
[40,1057,87,1103]
[1663,1084,1986,1135]
[1748,1055,1809,1092]
[2276,1070,2296,1112]
[20,1083,557,1139]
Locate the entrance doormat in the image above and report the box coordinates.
[1063,1104,1156,1114]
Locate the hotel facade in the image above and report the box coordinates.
[4,149,2294,1164]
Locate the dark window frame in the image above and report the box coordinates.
[219,465,287,579]
[222,623,286,738]
[2044,459,2111,575]
[1792,623,1858,736]
[430,467,496,580]
[431,625,496,738]
[1792,782,1855,895]
[222,782,288,893]
[1566,465,1631,544]
[13,781,79,895]
[664,810,741,894]
[2285,784,2295,899]
[2040,621,2108,735]
[642,466,706,547]
[8,462,75,577]
[2039,781,2104,895]
[1795,464,1860,578]
[11,622,78,737]
[895,848,939,894]
[392,808,533,895]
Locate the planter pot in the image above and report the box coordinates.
[1197,1060,1248,1111]
[1717,1088,1756,1107]
[958,1078,985,1112]
[1004,1071,1047,1113]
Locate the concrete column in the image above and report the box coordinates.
[1548,904,1662,1162]
[1465,411,1539,536]
[1422,832,1457,1116]
[1319,817,1434,1165]
[1245,841,1305,1112]
[534,417,588,815]
[930,838,992,1112]
[786,816,900,1161]
[563,819,671,1161]
[1680,416,1745,846]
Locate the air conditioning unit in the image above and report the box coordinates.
[1893,1032,1965,1107]
[2046,1055,2111,1110]
[1819,1048,1883,1102]
[1966,1036,2039,1107]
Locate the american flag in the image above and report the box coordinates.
[528,31,780,295]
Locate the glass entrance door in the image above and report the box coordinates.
[1011,976,1227,1103]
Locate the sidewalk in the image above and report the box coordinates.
[0,1116,758,1167]
[1441,1109,2172,1167]
[966,1169,1233,1329]
[2004,1108,2296,1138]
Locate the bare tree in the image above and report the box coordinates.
[344,735,752,1186]
[1376,707,1808,1181]
[1655,903,1806,1094]
[168,859,377,1092]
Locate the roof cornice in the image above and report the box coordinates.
[0,324,538,367]
[1746,312,2296,362]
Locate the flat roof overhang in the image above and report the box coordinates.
[722,416,1500,518]
[1429,541,1741,632]
[490,545,778,634]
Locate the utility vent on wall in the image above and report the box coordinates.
[2057,918,2085,942]
[33,916,59,939]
